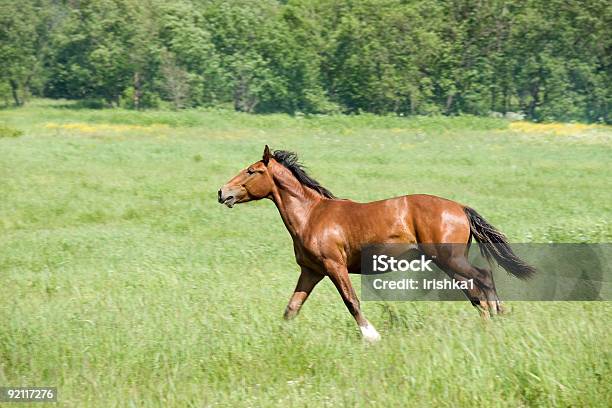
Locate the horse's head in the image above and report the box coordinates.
[218,145,275,208]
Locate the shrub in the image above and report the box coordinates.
[0,124,23,138]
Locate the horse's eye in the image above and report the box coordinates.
[246,169,254,175]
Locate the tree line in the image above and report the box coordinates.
[1,0,610,122]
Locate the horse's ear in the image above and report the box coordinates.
[262,145,271,165]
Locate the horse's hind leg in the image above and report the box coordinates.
[471,264,506,315]
[441,256,503,317]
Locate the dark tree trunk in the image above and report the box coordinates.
[502,85,509,114]
[445,93,455,114]
[528,83,540,119]
[133,72,142,110]
[9,79,22,106]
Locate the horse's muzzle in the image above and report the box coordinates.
[218,189,236,208]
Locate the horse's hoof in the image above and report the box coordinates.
[360,323,381,343]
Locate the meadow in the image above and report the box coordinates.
[0,100,611,407]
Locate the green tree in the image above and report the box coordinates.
[46,0,141,105]
[0,1,49,105]
[3,0,608,121]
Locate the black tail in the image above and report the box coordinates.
[464,207,536,280]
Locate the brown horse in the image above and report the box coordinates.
[218,146,535,342]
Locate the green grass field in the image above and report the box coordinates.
[1,100,611,407]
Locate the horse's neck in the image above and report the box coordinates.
[270,169,320,238]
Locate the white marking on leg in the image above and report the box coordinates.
[359,321,381,342]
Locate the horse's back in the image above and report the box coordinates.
[330,193,469,242]
[310,192,463,242]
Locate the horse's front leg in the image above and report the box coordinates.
[284,267,324,320]
[324,260,381,342]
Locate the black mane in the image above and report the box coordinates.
[273,150,336,199]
